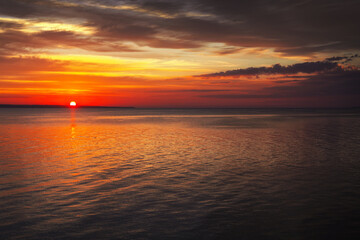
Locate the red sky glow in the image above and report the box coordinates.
[0,0,359,107]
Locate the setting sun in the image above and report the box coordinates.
[69,101,77,107]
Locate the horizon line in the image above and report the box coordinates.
[0,104,359,110]
[0,104,135,108]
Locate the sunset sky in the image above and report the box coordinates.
[0,0,359,107]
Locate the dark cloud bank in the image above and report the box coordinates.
[199,56,360,107]
[201,54,360,77]
[0,0,360,56]
[201,61,340,77]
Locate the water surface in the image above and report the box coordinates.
[0,108,360,239]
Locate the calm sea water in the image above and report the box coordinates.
[0,108,359,240]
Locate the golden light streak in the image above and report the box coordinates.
[28,22,95,35]
[0,88,91,94]
[36,71,158,77]
[0,17,94,35]
[87,3,176,19]
[21,53,210,77]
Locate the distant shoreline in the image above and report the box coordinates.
[0,105,359,110]
[0,104,135,108]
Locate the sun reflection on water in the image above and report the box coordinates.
[0,109,359,239]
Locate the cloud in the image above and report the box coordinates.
[34,30,139,52]
[200,60,341,77]
[326,54,359,63]
[0,20,24,30]
[140,1,185,14]
[0,29,139,57]
[1,0,359,56]
[199,67,360,107]
[203,68,360,99]
[195,55,360,106]
[0,56,69,74]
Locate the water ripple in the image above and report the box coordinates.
[0,109,360,239]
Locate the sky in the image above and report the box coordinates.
[0,0,359,107]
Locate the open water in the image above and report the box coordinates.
[0,108,359,239]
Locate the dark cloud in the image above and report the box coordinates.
[326,54,359,63]
[0,0,359,55]
[34,30,139,52]
[0,30,42,55]
[0,29,139,57]
[0,20,24,30]
[200,61,340,77]
[0,0,42,17]
[326,56,349,62]
[199,64,360,106]
[140,0,185,14]
[197,55,360,106]
[195,0,360,55]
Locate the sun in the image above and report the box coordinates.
[69,101,77,107]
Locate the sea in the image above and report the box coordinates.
[0,108,359,240]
